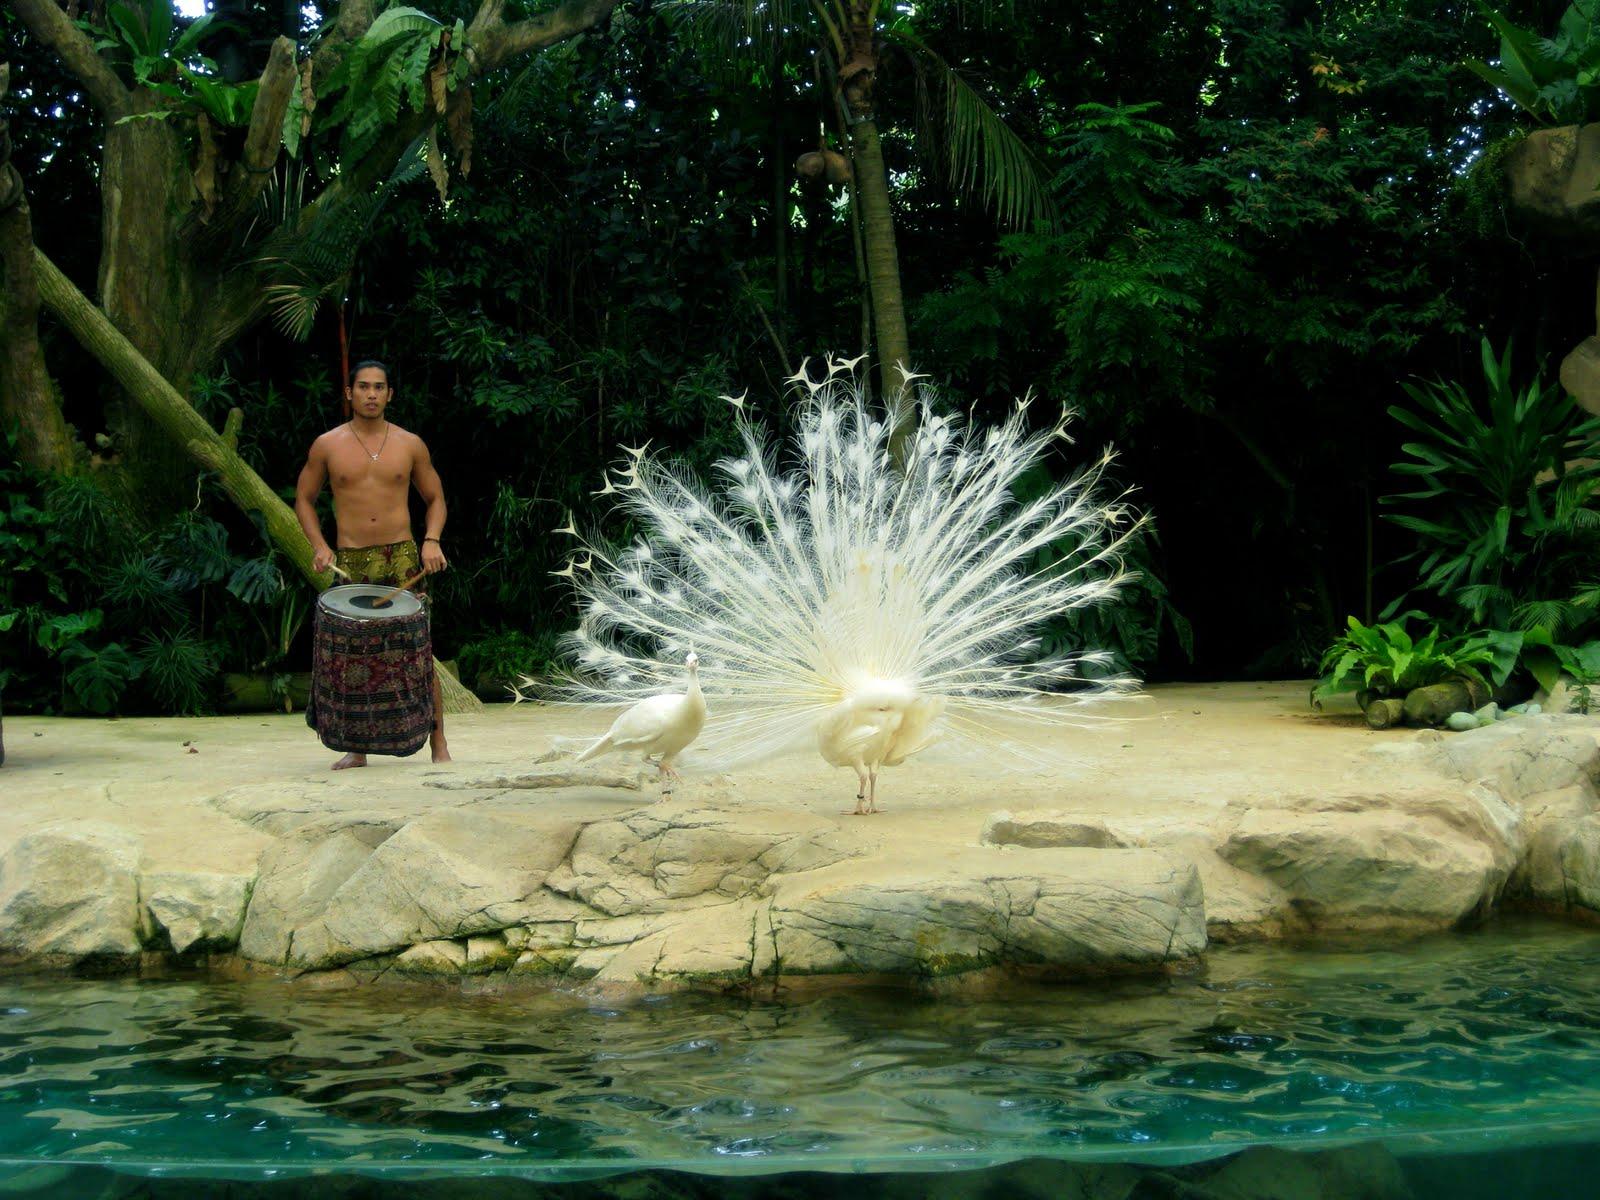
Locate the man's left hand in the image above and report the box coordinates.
[422,541,448,574]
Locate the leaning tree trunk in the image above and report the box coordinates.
[32,248,483,715]
[0,63,77,473]
[837,2,913,464]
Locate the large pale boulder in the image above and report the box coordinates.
[1560,813,1600,911]
[544,803,858,916]
[1510,785,1598,906]
[1219,785,1522,928]
[140,870,252,954]
[583,904,775,983]
[283,809,583,968]
[768,849,1206,979]
[1400,717,1600,918]
[238,818,398,964]
[982,810,1311,940]
[1418,715,1600,798]
[0,823,142,961]
[392,938,467,975]
[1561,338,1600,418]
[484,845,1207,986]
[207,782,417,838]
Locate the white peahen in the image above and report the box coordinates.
[568,651,706,793]
[554,361,1140,813]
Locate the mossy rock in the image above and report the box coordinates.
[1403,678,1489,728]
[1364,698,1406,730]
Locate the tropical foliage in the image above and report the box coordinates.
[5,0,1595,715]
[1382,339,1600,635]
[0,442,299,715]
[1313,614,1500,703]
[1466,1,1600,125]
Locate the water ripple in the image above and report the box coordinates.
[0,919,1597,1173]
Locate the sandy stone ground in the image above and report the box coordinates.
[7,681,1598,984]
[1,681,1369,875]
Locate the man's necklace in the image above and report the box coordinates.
[349,420,389,461]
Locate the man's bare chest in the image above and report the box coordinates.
[328,445,412,491]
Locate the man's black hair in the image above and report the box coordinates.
[348,359,390,387]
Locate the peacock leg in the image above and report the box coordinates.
[844,762,870,815]
[866,768,880,814]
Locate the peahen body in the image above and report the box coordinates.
[556,363,1139,812]
[572,652,706,793]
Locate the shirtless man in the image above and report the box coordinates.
[295,360,452,768]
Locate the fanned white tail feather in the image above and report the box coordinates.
[552,364,1142,772]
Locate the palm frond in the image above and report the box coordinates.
[656,0,811,77]
[888,27,1055,232]
[253,139,428,341]
[1513,597,1576,633]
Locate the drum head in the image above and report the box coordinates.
[320,583,424,619]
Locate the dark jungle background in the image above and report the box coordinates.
[3,0,1595,715]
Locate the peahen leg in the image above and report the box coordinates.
[865,768,880,814]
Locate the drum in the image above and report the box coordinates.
[305,584,434,756]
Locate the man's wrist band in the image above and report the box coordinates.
[423,537,441,544]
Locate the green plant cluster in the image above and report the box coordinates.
[0,439,302,715]
[1313,613,1504,703]
[1384,338,1600,633]
[1466,1,1600,126]
[1316,338,1600,708]
[286,6,470,164]
[81,0,257,127]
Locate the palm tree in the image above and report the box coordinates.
[668,1,1054,459]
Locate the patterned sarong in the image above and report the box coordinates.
[305,540,434,756]
[335,539,428,600]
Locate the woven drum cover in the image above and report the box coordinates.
[305,604,433,756]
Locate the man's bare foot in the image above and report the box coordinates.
[331,753,367,770]
[431,742,453,764]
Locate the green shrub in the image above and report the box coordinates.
[1314,613,1499,703]
[1382,338,1600,634]
[459,629,563,699]
[1467,2,1600,126]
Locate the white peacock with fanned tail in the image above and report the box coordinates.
[546,361,1141,813]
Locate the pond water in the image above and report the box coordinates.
[0,918,1597,1198]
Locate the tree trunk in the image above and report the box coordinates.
[770,55,788,335]
[96,98,240,508]
[0,202,76,473]
[0,62,77,473]
[32,248,482,714]
[850,119,909,389]
[1363,697,1405,730]
[838,3,912,461]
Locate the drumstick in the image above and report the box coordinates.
[372,568,429,608]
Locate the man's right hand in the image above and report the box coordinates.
[313,545,336,573]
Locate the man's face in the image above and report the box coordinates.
[347,368,391,419]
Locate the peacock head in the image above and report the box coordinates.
[685,651,699,671]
